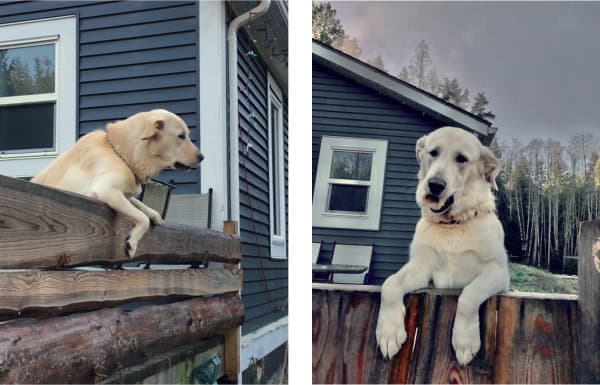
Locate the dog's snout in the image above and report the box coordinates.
[197,152,204,163]
[428,178,446,196]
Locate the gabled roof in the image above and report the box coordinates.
[312,39,496,144]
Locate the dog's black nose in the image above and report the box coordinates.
[428,178,446,196]
[197,152,204,163]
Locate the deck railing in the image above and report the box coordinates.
[0,174,243,383]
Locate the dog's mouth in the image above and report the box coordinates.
[172,161,191,171]
[430,195,454,214]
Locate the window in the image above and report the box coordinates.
[268,73,286,259]
[313,136,388,230]
[0,16,76,178]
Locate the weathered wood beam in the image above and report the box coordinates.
[0,294,244,384]
[0,175,240,268]
[0,268,242,319]
[578,220,600,383]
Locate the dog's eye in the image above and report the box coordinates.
[178,133,185,140]
[456,154,468,163]
[429,149,438,157]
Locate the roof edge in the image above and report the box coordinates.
[312,39,492,137]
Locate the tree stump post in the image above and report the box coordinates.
[578,221,600,383]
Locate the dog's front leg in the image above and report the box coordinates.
[377,256,433,359]
[94,187,150,258]
[130,197,163,225]
[453,261,509,365]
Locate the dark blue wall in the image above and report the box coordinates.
[237,29,288,334]
[0,1,200,192]
[312,61,447,285]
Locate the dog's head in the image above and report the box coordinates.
[415,126,499,220]
[133,109,203,171]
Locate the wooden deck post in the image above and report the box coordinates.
[578,220,600,383]
[223,220,241,382]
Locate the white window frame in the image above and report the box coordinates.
[268,73,286,259]
[0,16,76,178]
[313,136,388,231]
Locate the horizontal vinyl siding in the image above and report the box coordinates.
[0,1,200,193]
[312,62,444,284]
[237,31,288,334]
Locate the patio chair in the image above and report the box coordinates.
[331,244,373,284]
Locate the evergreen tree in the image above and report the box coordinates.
[312,2,345,46]
[471,92,496,121]
[368,55,386,72]
[398,66,410,82]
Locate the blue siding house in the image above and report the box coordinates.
[312,40,495,285]
[0,1,288,381]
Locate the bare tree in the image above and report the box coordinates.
[408,40,432,89]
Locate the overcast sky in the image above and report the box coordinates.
[332,1,600,144]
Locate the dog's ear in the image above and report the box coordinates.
[415,135,428,162]
[141,119,165,140]
[479,146,500,190]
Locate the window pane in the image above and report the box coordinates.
[0,103,55,152]
[327,184,368,213]
[0,44,55,97]
[330,150,372,180]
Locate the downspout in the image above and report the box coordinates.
[227,0,271,222]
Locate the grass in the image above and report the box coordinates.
[509,262,578,294]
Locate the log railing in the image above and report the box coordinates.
[0,175,243,383]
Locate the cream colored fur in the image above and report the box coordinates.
[376,126,509,365]
[32,109,202,258]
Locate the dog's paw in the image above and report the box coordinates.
[452,314,481,366]
[376,305,406,359]
[124,235,138,259]
[148,209,163,226]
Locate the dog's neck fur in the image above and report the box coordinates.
[106,121,162,185]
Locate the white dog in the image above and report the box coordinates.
[32,109,203,258]
[376,126,509,365]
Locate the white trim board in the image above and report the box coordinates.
[241,316,288,372]
[199,0,227,231]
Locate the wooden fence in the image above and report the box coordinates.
[313,221,600,384]
[0,175,243,384]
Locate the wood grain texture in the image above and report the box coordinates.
[312,290,420,384]
[313,288,577,384]
[0,268,242,318]
[0,294,244,384]
[408,293,495,384]
[0,175,240,268]
[495,295,577,383]
[577,220,600,383]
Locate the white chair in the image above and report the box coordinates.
[312,242,321,264]
[331,244,373,284]
[164,188,213,228]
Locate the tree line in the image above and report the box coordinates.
[493,135,600,272]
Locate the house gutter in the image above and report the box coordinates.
[227,0,271,222]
